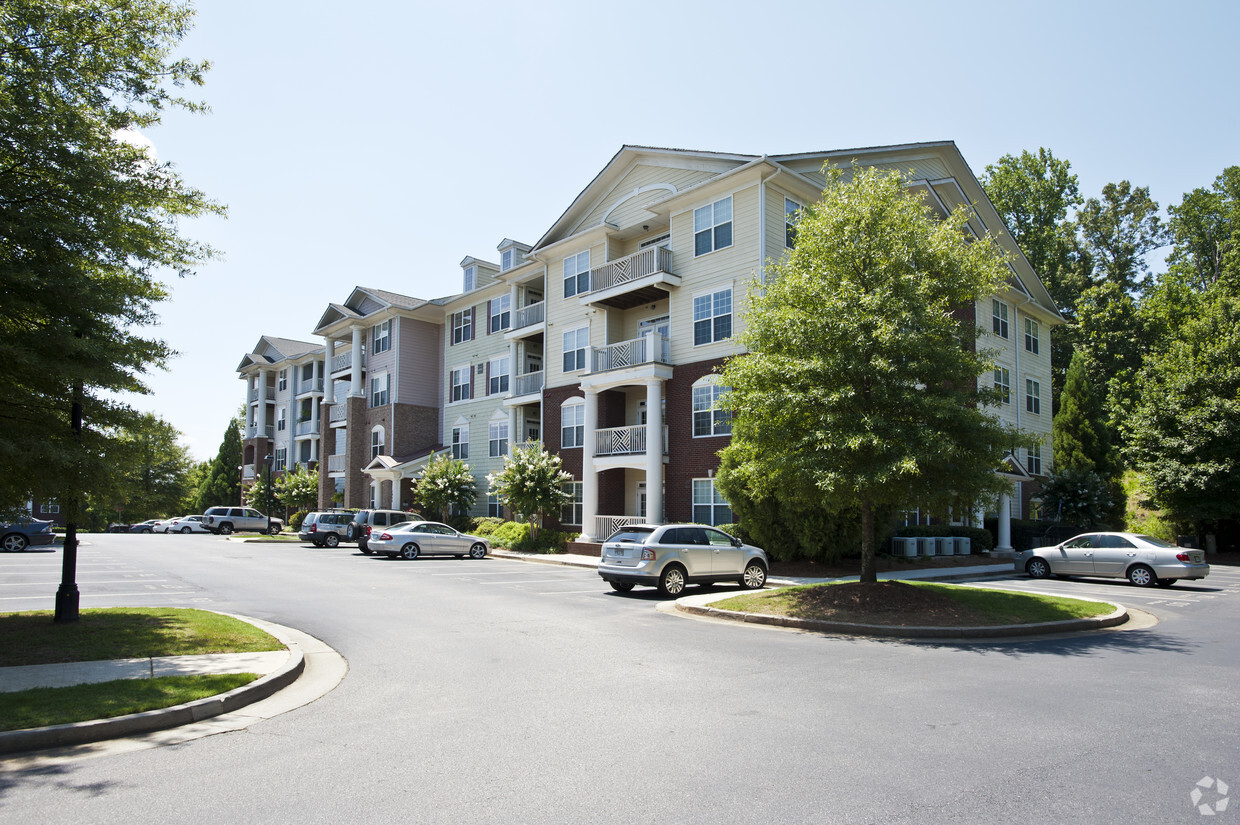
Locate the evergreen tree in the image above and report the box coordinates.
[196,418,242,511]
[1053,350,1114,474]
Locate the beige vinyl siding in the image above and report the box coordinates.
[575,165,717,233]
[395,317,442,407]
[780,156,952,190]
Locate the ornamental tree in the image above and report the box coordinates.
[717,165,1022,583]
[415,453,477,522]
[276,464,320,512]
[486,443,571,539]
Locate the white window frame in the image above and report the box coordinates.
[561,399,585,448]
[277,408,287,432]
[501,249,515,272]
[694,196,733,256]
[785,197,801,249]
[451,309,472,345]
[370,373,389,408]
[1027,443,1043,475]
[561,481,583,526]
[372,319,391,354]
[992,299,1010,339]
[490,294,511,333]
[277,369,287,392]
[450,366,471,403]
[562,325,588,373]
[274,447,287,467]
[41,501,60,514]
[692,479,732,526]
[488,356,510,396]
[563,250,590,298]
[451,424,469,460]
[489,420,509,457]
[371,426,385,459]
[1026,379,1041,415]
[693,288,733,346]
[994,367,1011,404]
[488,493,503,519]
[1024,318,1040,354]
[692,378,731,437]
[463,265,476,292]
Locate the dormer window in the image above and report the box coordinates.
[464,265,477,292]
[501,249,515,272]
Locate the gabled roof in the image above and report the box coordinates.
[235,335,322,373]
[312,287,441,335]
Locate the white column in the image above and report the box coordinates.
[350,325,364,398]
[997,492,1013,553]
[323,339,336,404]
[581,388,598,541]
[390,476,400,510]
[256,369,269,437]
[645,380,663,524]
[509,340,519,392]
[508,406,518,449]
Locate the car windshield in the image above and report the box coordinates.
[1135,535,1176,548]
[607,528,654,543]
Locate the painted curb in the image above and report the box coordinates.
[675,593,1129,639]
[0,614,305,756]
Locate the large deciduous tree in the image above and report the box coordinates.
[0,1,221,619]
[718,166,1020,583]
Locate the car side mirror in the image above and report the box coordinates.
[731,536,742,547]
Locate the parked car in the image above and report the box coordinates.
[152,518,178,534]
[166,515,211,534]
[348,509,412,554]
[106,523,131,533]
[598,524,769,596]
[129,519,162,534]
[298,511,355,547]
[1,518,56,552]
[366,521,489,560]
[1014,532,1210,587]
[202,506,283,535]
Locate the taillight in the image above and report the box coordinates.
[640,547,655,560]
[1176,552,1190,562]
[366,525,373,536]
[379,532,392,541]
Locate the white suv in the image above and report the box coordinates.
[597,524,769,596]
[202,506,283,535]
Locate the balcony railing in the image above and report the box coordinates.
[331,352,365,373]
[512,301,545,330]
[589,334,670,373]
[248,388,259,402]
[242,464,256,480]
[589,247,673,293]
[298,378,325,395]
[593,515,646,541]
[294,419,317,436]
[245,425,275,439]
[330,405,348,423]
[512,371,544,397]
[327,454,346,473]
[594,425,669,457]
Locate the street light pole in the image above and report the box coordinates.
[264,454,273,535]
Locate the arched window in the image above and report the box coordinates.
[560,397,585,448]
[371,425,385,459]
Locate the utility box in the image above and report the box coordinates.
[955,536,971,555]
[917,537,936,556]
[935,537,954,556]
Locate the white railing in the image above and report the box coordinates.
[242,464,256,479]
[327,454,346,473]
[595,425,645,456]
[513,301,545,330]
[248,388,259,402]
[593,515,646,540]
[331,352,365,373]
[513,371,544,397]
[245,425,275,439]
[294,419,316,436]
[330,405,348,423]
[298,378,324,395]
[589,247,673,293]
[590,333,670,373]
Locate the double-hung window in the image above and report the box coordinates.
[1024,318,1040,354]
[561,402,585,448]
[560,481,583,526]
[692,479,732,526]
[463,265,476,292]
[487,493,503,519]
[693,288,732,345]
[277,369,288,392]
[452,425,469,460]
[694,196,733,256]
[451,310,472,345]
[994,367,1010,404]
[372,319,391,354]
[992,299,1010,339]
[563,326,588,372]
[692,381,732,437]
[1026,379,1041,414]
[501,249,515,272]
[489,295,511,333]
[489,421,509,457]
[785,197,801,248]
[370,373,389,407]
[277,408,287,432]
[488,356,510,395]
[563,250,590,298]
[274,447,287,467]
[1027,443,1043,475]
[371,426,385,459]
[450,367,471,403]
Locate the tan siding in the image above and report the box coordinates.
[576,165,716,233]
[395,318,442,408]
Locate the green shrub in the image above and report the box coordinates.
[289,511,309,532]
[490,520,531,549]
[488,521,574,553]
[715,523,752,544]
[470,517,505,537]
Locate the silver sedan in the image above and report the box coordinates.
[1014,532,1209,587]
[367,521,490,560]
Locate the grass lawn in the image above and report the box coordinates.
[711,581,1115,627]
[0,674,259,731]
[0,608,283,667]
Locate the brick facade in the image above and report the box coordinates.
[664,357,729,523]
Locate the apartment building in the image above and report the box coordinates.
[236,336,325,483]
[236,142,1061,549]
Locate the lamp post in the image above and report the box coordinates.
[264,454,273,535]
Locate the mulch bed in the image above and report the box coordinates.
[781,581,988,626]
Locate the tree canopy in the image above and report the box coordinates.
[718,165,1020,582]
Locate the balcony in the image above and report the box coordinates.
[589,334,670,374]
[297,378,325,396]
[248,388,259,402]
[592,515,645,541]
[512,301,545,331]
[582,247,679,309]
[594,425,669,457]
[330,405,348,425]
[512,370,545,398]
[245,425,275,440]
[327,454,346,473]
[330,351,365,375]
[294,419,317,437]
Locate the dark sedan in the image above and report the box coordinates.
[1,518,56,552]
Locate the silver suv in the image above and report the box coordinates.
[298,511,355,547]
[597,524,769,596]
[202,506,283,535]
[349,509,411,553]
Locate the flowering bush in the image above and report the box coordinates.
[415,453,477,522]
[486,442,572,538]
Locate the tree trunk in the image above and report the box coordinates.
[859,495,877,584]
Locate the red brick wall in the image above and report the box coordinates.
[664,357,730,523]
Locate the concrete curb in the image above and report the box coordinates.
[674,590,1130,639]
[489,550,598,568]
[0,613,306,756]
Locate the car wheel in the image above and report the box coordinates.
[180,526,192,534]
[1026,557,1052,579]
[399,542,420,560]
[324,533,339,548]
[1155,578,1177,588]
[658,565,687,597]
[360,547,374,555]
[741,561,767,590]
[1127,564,1156,587]
[218,523,233,535]
[610,581,635,593]
[2,533,28,552]
[143,528,152,534]
[469,543,487,560]
[268,524,281,535]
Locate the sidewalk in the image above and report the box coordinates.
[0,651,290,693]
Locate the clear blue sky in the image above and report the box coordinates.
[140,0,1239,460]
